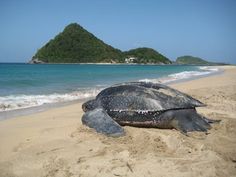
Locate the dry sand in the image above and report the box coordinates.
[0,66,236,177]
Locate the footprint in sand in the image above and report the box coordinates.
[12,139,31,152]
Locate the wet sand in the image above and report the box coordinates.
[0,66,236,177]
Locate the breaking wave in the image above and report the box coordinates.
[139,66,220,84]
[0,88,103,112]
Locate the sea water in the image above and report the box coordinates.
[0,63,219,112]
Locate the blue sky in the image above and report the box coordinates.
[0,0,235,63]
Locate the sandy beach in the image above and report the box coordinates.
[0,66,236,177]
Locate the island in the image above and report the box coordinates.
[175,56,228,65]
[30,23,171,64]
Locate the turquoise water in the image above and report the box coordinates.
[0,63,217,111]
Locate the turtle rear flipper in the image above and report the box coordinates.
[202,117,221,124]
[82,108,125,137]
[169,109,212,134]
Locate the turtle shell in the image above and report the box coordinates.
[97,82,205,112]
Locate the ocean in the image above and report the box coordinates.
[0,63,219,112]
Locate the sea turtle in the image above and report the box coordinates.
[82,82,220,137]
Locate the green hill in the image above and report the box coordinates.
[32,23,123,63]
[123,48,171,64]
[176,56,210,65]
[30,23,171,64]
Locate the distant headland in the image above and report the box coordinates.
[174,56,228,65]
[30,23,171,64]
[29,23,227,65]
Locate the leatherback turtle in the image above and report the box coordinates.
[82,82,219,136]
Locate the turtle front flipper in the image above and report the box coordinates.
[82,108,125,137]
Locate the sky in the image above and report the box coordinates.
[0,0,236,63]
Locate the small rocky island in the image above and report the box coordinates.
[176,56,211,65]
[30,23,171,64]
[175,56,228,65]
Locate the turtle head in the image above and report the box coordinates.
[82,99,99,112]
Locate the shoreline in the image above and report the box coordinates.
[20,62,232,66]
[0,65,224,120]
[0,65,235,176]
[0,98,90,121]
[158,65,224,84]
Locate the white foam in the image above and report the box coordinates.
[139,66,219,84]
[0,88,103,112]
[199,66,219,72]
